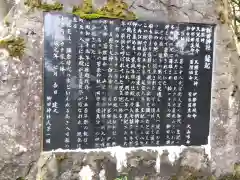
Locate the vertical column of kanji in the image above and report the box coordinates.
[173,50,184,145]
[124,21,135,147]
[93,19,110,148]
[93,19,103,148]
[162,24,173,145]
[129,21,141,147]
[106,20,118,147]
[186,55,199,145]
[139,24,148,147]
[145,23,157,146]
[168,24,183,145]
[126,21,138,147]
[200,25,214,143]
[118,20,130,147]
[140,22,152,146]
[137,22,150,146]
[69,15,78,149]
[61,15,74,149]
[88,20,97,148]
[179,24,192,145]
[111,22,121,146]
[83,21,91,148]
[134,22,145,147]
[132,22,142,147]
[76,18,85,149]
[174,26,185,145]
[51,26,62,149]
[100,19,110,148]
[44,93,53,150]
[152,23,163,146]
[76,19,91,149]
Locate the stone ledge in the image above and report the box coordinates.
[36,147,211,180]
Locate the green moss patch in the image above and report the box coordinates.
[24,0,63,12]
[0,37,25,58]
[24,0,137,20]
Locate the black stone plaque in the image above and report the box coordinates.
[43,12,216,151]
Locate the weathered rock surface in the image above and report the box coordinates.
[0,0,240,179]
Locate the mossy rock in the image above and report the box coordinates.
[16,177,25,180]
[95,0,136,20]
[4,20,10,27]
[24,0,63,12]
[0,37,25,58]
[55,153,68,163]
[24,0,137,20]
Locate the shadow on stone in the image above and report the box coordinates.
[159,150,176,177]
[103,157,117,180]
[55,152,85,180]
[121,150,156,179]
[84,151,116,180]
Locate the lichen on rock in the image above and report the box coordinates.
[24,0,63,11]
[95,0,137,20]
[73,0,137,20]
[0,36,25,58]
[23,0,137,20]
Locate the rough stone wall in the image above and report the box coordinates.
[0,0,15,22]
[0,0,240,179]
